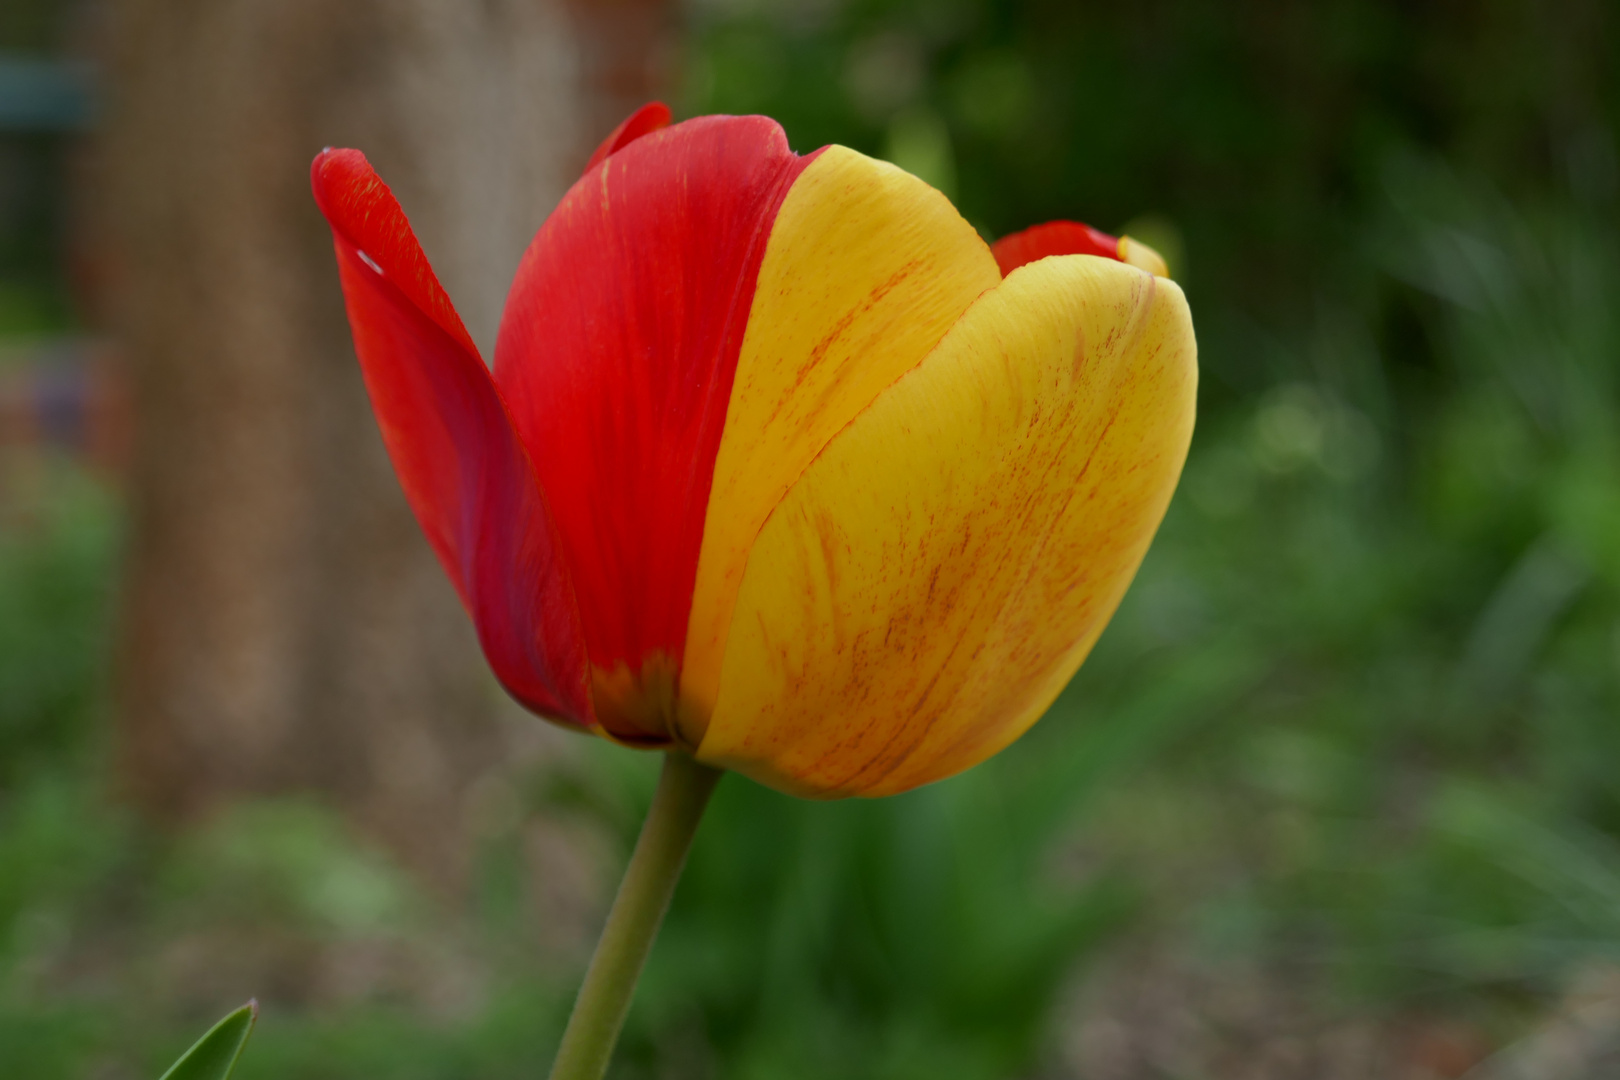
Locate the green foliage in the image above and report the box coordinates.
[0,467,118,783]
[681,0,1620,1060]
[4,0,1620,1075]
[159,1002,257,1080]
[567,659,1233,1080]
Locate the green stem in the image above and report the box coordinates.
[549,751,723,1080]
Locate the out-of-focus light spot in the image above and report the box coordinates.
[1251,384,1380,481]
[844,33,924,121]
[949,51,1035,138]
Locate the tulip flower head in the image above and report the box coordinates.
[311,103,1196,799]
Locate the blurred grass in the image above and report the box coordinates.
[4,0,1620,1077]
[0,471,1205,1079]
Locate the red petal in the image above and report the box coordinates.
[311,149,594,728]
[583,101,673,176]
[991,220,1122,277]
[495,116,817,738]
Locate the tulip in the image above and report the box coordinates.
[312,102,1195,1079]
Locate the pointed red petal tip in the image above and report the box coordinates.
[310,147,482,359]
[309,145,595,730]
[990,220,1122,277]
[583,101,674,176]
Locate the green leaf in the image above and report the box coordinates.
[158,1001,258,1080]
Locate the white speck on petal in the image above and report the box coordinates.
[357,250,384,275]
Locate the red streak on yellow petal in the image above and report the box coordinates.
[698,256,1196,797]
[677,146,1000,744]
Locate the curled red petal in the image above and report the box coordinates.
[991,220,1122,277]
[583,101,673,176]
[495,116,817,740]
[311,148,594,728]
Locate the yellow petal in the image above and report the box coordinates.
[677,145,1000,743]
[697,256,1196,797]
[1119,235,1169,278]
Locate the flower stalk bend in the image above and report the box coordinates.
[549,752,723,1080]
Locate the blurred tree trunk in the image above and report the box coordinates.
[94,0,671,882]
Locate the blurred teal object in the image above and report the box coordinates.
[0,55,94,132]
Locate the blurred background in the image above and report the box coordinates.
[3,0,1620,1077]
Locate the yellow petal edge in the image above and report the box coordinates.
[1119,235,1169,278]
[697,256,1197,797]
[677,145,1001,744]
